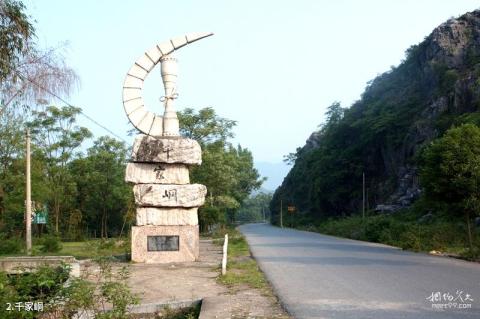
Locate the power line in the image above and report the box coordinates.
[14,71,128,143]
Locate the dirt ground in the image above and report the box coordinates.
[80,239,290,318]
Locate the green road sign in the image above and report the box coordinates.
[33,211,47,224]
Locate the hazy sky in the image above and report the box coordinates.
[26,0,479,165]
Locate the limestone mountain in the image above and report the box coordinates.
[271,9,480,220]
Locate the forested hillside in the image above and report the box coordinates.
[271,10,480,221]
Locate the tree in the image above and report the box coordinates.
[0,103,24,222]
[0,0,34,83]
[283,147,301,166]
[237,192,272,223]
[178,107,263,230]
[27,105,91,233]
[420,124,480,251]
[324,101,344,126]
[0,103,52,236]
[178,107,236,145]
[0,0,79,110]
[70,136,133,238]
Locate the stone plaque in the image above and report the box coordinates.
[147,235,179,251]
[131,225,199,263]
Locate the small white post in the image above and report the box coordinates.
[221,234,228,275]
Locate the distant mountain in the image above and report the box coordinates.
[254,161,290,192]
[271,9,480,220]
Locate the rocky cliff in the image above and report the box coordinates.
[271,10,480,219]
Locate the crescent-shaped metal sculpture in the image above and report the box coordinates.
[122,32,213,137]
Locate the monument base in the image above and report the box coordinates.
[131,225,199,263]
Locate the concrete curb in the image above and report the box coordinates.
[0,256,81,277]
[198,296,232,319]
[130,299,201,314]
[74,299,202,319]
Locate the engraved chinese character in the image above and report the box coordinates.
[163,145,173,159]
[154,165,166,180]
[162,189,177,201]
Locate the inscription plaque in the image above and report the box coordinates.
[147,235,179,251]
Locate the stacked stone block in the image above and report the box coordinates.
[126,134,206,263]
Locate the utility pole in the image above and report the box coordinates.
[362,172,365,221]
[280,199,283,228]
[25,129,32,255]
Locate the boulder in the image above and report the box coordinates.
[136,207,198,225]
[133,184,207,207]
[125,162,190,184]
[131,135,201,165]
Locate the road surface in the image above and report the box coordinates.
[239,223,480,319]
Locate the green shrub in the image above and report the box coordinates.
[0,259,139,318]
[0,236,22,255]
[0,271,20,319]
[460,247,480,261]
[9,263,70,300]
[0,264,71,318]
[364,216,391,242]
[98,238,115,250]
[398,229,421,251]
[39,234,62,253]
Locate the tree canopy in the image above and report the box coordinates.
[419,123,480,249]
[0,0,79,110]
[178,107,263,231]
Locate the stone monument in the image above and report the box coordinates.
[122,33,213,263]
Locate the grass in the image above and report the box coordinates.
[219,259,267,289]
[52,239,130,259]
[0,238,131,259]
[212,226,269,291]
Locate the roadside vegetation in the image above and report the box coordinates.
[212,227,268,292]
[278,123,480,261]
[282,209,480,261]
[0,258,140,319]
[0,234,131,259]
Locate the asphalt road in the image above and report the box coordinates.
[239,223,480,319]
